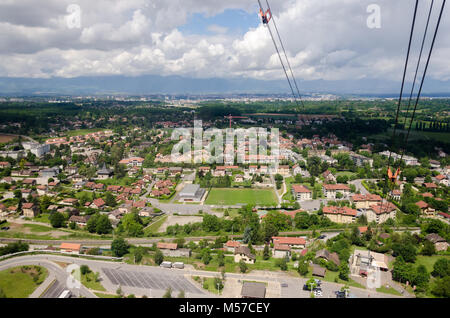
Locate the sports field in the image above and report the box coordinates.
[204,188,278,206]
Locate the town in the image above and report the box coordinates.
[0,97,448,299]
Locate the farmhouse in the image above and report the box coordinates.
[234,246,256,264]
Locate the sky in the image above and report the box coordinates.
[0,0,449,89]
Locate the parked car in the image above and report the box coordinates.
[281,283,288,288]
[318,235,326,239]
[303,284,310,291]
[335,291,346,298]
[314,289,323,297]
[314,279,322,286]
[0,226,9,231]
[160,261,172,268]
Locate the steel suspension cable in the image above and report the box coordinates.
[399,0,446,164]
[401,0,435,133]
[257,0,300,108]
[265,0,306,111]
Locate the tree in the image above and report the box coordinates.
[338,263,349,281]
[421,240,436,256]
[95,214,112,234]
[217,250,225,267]
[202,214,220,232]
[201,248,212,265]
[276,257,288,271]
[111,237,129,257]
[49,212,65,228]
[80,265,90,275]
[105,192,117,207]
[154,249,164,265]
[133,246,145,263]
[239,259,248,273]
[431,276,450,298]
[297,257,309,276]
[263,244,270,260]
[392,242,417,263]
[432,258,450,278]
[178,290,185,298]
[414,265,429,291]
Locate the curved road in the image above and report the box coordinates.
[0,255,96,298]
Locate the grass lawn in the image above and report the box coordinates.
[94,292,117,298]
[66,128,106,137]
[414,255,450,273]
[376,285,402,296]
[336,171,357,178]
[33,214,51,224]
[144,215,168,235]
[200,277,223,295]
[0,266,48,298]
[80,271,106,291]
[205,188,278,206]
[23,224,54,233]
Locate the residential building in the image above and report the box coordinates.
[425,233,449,252]
[234,246,256,264]
[59,243,82,254]
[322,184,350,199]
[350,194,382,209]
[366,202,397,224]
[416,200,435,216]
[292,184,312,201]
[323,206,357,223]
[271,236,306,249]
[22,203,38,218]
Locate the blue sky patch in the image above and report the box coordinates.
[179,9,260,36]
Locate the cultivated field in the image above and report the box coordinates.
[0,134,17,143]
[204,188,278,206]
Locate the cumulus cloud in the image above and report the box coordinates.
[0,0,448,84]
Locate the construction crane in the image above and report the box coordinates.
[224,114,248,128]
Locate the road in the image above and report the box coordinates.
[0,254,407,298]
[0,255,96,298]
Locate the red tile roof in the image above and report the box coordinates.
[292,184,311,193]
[323,206,357,216]
[323,184,350,190]
[272,236,306,245]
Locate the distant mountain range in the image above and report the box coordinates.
[0,75,449,97]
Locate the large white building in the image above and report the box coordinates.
[22,142,50,157]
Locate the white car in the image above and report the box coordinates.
[314,290,323,297]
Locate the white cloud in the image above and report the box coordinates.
[0,0,448,86]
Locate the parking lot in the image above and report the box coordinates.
[101,267,202,294]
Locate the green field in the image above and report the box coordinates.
[66,128,106,137]
[414,255,450,273]
[0,266,48,298]
[205,188,278,206]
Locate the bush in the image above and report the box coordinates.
[80,265,90,275]
[154,249,164,265]
[111,238,129,257]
